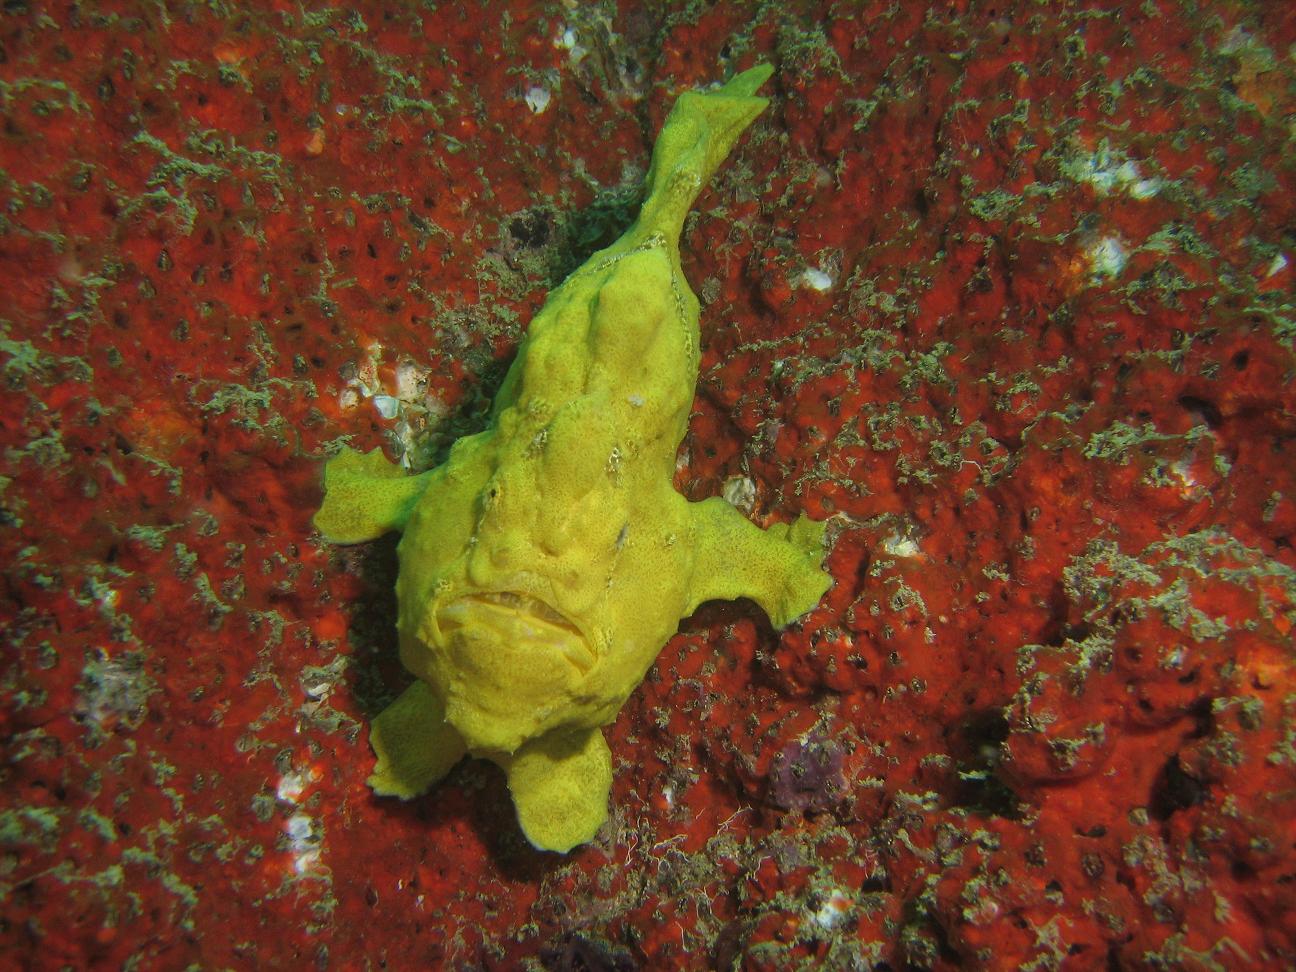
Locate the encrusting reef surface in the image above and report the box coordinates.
[1,2,1293,969]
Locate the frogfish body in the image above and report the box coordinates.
[314,64,831,852]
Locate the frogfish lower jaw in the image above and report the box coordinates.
[416,589,605,755]
[435,590,596,676]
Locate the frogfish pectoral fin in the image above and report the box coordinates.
[501,727,612,853]
[367,680,467,799]
[313,446,432,544]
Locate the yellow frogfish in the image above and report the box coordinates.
[314,64,831,852]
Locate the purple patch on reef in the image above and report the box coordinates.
[768,730,847,813]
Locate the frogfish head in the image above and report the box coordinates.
[403,586,605,755]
